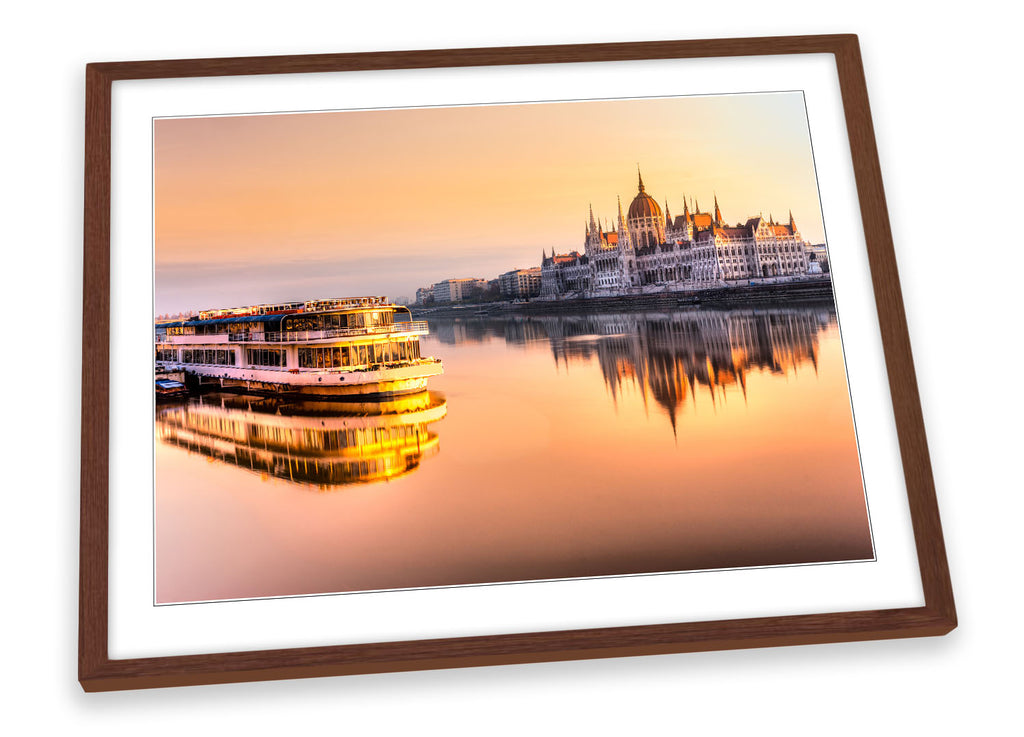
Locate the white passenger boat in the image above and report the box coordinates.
[155,296,442,398]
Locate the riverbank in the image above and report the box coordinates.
[412,277,836,318]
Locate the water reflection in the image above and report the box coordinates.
[429,307,831,432]
[157,391,447,489]
[156,306,873,604]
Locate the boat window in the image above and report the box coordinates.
[286,316,317,333]
[246,348,284,367]
[177,348,236,366]
[297,346,356,369]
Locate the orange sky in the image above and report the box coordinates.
[155,92,826,314]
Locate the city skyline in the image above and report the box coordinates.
[155,92,826,314]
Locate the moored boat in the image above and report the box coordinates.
[155,296,442,398]
[155,378,188,399]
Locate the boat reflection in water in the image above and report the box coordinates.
[156,391,447,490]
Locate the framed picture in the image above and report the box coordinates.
[80,34,955,692]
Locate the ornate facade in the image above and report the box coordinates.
[541,170,812,298]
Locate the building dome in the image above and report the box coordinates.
[628,191,662,220]
[627,170,662,220]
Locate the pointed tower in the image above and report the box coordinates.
[788,209,797,233]
[665,199,673,228]
[617,195,632,250]
[586,204,601,252]
[637,165,646,193]
[680,196,693,241]
[714,193,723,226]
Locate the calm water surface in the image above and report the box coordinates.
[155,306,873,604]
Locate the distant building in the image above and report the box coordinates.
[415,286,434,305]
[499,268,542,299]
[541,169,813,298]
[432,278,488,304]
[540,250,590,297]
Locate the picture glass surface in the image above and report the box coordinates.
[153,92,873,605]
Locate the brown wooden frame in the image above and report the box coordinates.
[80,34,955,692]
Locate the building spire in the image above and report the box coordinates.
[665,199,672,227]
[637,165,645,193]
[617,194,632,249]
[588,203,597,235]
[788,209,796,231]
[714,193,723,225]
[682,195,690,219]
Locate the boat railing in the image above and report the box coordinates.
[227,321,429,343]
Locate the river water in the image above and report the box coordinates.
[155,305,873,604]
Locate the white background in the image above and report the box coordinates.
[2,1,1019,734]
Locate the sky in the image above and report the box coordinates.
[155,92,826,314]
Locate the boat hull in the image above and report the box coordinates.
[164,359,444,399]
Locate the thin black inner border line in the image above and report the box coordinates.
[144,88,879,610]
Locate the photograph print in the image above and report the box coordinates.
[153,91,874,605]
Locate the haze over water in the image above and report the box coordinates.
[155,306,873,604]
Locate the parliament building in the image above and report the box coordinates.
[540,170,812,298]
